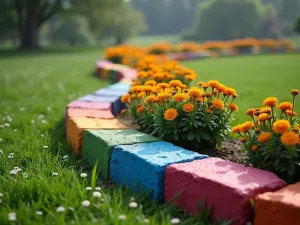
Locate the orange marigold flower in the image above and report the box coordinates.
[188,87,203,99]
[121,94,131,103]
[197,81,206,87]
[143,86,154,93]
[121,109,126,114]
[286,110,297,116]
[240,137,248,143]
[169,80,182,88]
[240,121,253,132]
[136,106,145,113]
[232,125,241,134]
[226,87,236,96]
[258,113,270,122]
[293,124,300,132]
[155,93,171,102]
[217,85,227,93]
[202,83,209,89]
[132,81,141,86]
[185,75,194,81]
[208,80,221,89]
[260,107,271,114]
[173,93,187,102]
[206,109,212,114]
[157,83,169,89]
[291,89,299,96]
[246,108,255,116]
[258,132,272,143]
[278,102,293,111]
[263,97,278,107]
[212,99,224,110]
[145,80,157,86]
[183,103,194,112]
[281,132,300,146]
[145,95,156,104]
[252,145,258,151]
[138,92,146,99]
[228,103,238,112]
[205,92,212,98]
[272,120,291,134]
[164,108,178,121]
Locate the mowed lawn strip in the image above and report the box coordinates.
[0,50,220,225]
[182,54,300,124]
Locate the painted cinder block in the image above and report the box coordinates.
[77,95,124,116]
[82,129,160,179]
[110,141,208,202]
[96,61,113,77]
[164,157,286,225]
[67,101,111,111]
[67,117,127,157]
[119,78,133,84]
[254,182,300,225]
[93,88,127,97]
[107,82,131,92]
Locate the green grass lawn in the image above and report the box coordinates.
[0,50,221,225]
[182,53,300,125]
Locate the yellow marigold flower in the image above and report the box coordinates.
[121,94,131,103]
[145,95,156,104]
[278,102,293,111]
[143,86,154,93]
[208,80,220,89]
[188,87,203,99]
[281,131,300,146]
[212,98,224,110]
[291,89,299,96]
[131,94,137,99]
[232,125,241,134]
[164,108,178,121]
[183,103,194,112]
[260,107,271,114]
[217,85,227,93]
[240,121,253,132]
[263,97,278,107]
[136,106,145,113]
[145,80,157,86]
[272,120,291,134]
[286,110,297,116]
[226,87,236,96]
[173,93,187,102]
[202,83,209,89]
[246,108,255,116]
[169,80,182,88]
[121,109,126,115]
[252,145,258,151]
[258,132,272,143]
[258,113,271,122]
[157,83,169,89]
[138,92,146,99]
[228,103,238,112]
[240,137,248,143]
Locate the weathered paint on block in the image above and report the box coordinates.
[254,182,300,225]
[110,141,208,202]
[67,101,111,111]
[82,129,160,179]
[67,117,127,157]
[94,88,127,97]
[164,157,286,225]
[77,95,124,115]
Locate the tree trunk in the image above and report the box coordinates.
[20,18,40,50]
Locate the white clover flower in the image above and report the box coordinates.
[170,218,180,224]
[4,123,9,127]
[31,120,35,124]
[82,200,91,207]
[36,211,43,215]
[144,218,150,223]
[43,146,48,150]
[85,186,92,191]
[129,202,138,208]
[52,172,58,176]
[8,212,16,221]
[41,120,47,124]
[8,153,14,159]
[38,114,44,119]
[80,173,87,178]
[10,170,18,175]
[118,215,126,220]
[14,167,21,172]
[95,186,101,191]
[56,206,65,213]
[93,191,102,198]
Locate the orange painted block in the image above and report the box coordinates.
[254,182,300,225]
[66,117,128,157]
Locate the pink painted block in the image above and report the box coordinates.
[67,101,111,111]
[164,157,286,225]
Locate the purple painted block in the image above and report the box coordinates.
[67,101,111,110]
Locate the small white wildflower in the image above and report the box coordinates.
[129,202,138,208]
[8,212,16,221]
[56,206,65,213]
[95,186,101,191]
[144,218,150,223]
[20,107,25,112]
[52,172,59,176]
[4,123,9,127]
[14,129,18,132]
[14,167,21,172]
[40,134,44,137]
[23,172,28,178]
[36,211,43,215]
[0,149,3,154]
[31,120,35,124]
[82,200,91,207]
[85,186,92,191]
[170,218,180,224]
[118,215,126,220]
[41,120,47,124]
[80,173,87,178]
[93,191,102,198]
[38,114,44,119]
[43,146,48,150]
[10,170,18,175]
[0,193,3,198]
[47,107,52,111]
[6,116,12,122]
[0,125,3,128]
[8,153,14,159]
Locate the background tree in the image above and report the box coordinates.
[294,16,300,35]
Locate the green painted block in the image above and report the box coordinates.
[109,70,117,83]
[82,129,160,179]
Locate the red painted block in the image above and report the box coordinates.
[67,101,111,111]
[164,157,286,225]
[254,182,300,225]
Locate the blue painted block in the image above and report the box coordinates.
[110,141,208,202]
[107,82,131,92]
[77,95,124,115]
[94,88,128,97]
